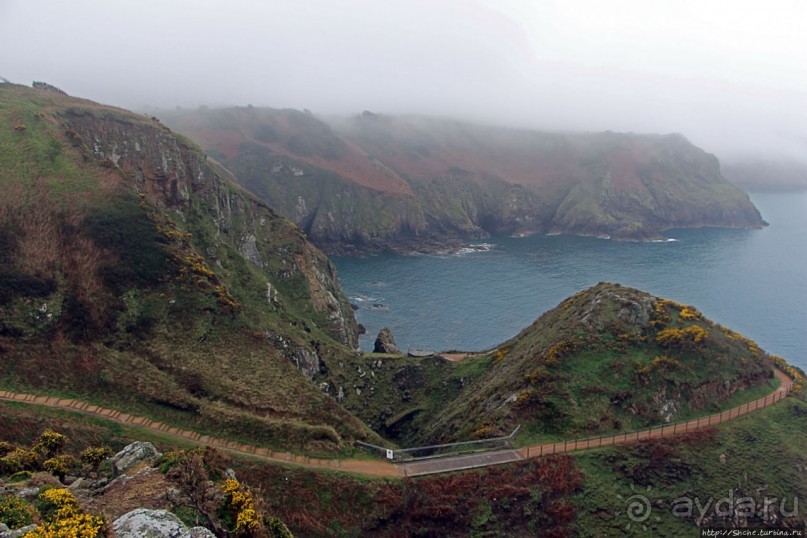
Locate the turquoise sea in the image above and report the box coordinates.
[333,191,806,371]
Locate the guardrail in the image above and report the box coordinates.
[521,380,792,458]
[357,425,521,462]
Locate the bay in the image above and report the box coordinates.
[333,191,807,370]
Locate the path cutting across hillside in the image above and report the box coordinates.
[0,368,794,478]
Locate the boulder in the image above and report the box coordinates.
[0,523,37,537]
[112,442,162,475]
[373,327,399,354]
[113,508,215,538]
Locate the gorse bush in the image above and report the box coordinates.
[655,326,708,348]
[0,429,111,483]
[29,488,106,537]
[33,429,67,458]
[222,479,261,535]
[80,446,112,476]
[43,455,74,482]
[0,495,36,530]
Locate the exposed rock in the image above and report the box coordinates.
[617,295,653,327]
[0,523,37,537]
[112,442,162,475]
[113,508,215,538]
[65,107,359,347]
[238,233,263,267]
[14,487,38,500]
[374,327,399,354]
[290,346,322,378]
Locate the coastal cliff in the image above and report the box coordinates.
[163,108,765,253]
[0,83,373,452]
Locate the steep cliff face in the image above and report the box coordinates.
[162,108,765,253]
[63,109,358,348]
[0,83,372,453]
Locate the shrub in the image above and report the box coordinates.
[30,488,105,538]
[655,326,708,348]
[8,471,32,483]
[650,298,674,329]
[651,355,681,371]
[0,447,37,474]
[80,446,112,476]
[493,347,510,363]
[33,429,67,458]
[0,495,36,529]
[525,366,553,385]
[679,306,703,321]
[222,479,262,536]
[543,339,577,365]
[43,455,74,482]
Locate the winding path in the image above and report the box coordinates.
[0,369,794,478]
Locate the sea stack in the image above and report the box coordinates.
[374,327,399,354]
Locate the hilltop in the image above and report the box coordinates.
[419,282,779,442]
[162,107,765,253]
[0,82,379,454]
[311,282,796,451]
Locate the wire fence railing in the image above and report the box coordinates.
[359,374,793,465]
[357,425,521,462]
[522,382,792,458]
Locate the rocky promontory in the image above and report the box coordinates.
[162,108,765,253]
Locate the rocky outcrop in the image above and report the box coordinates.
[0,523,37,537]
[112,442,162,475]
[64,108,358,347]
[374,327,399,354]
[113,508,215,538]
[0,83,382,453]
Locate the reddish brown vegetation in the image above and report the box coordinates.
[240,455,583,536]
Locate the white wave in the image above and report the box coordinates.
[351,294,380,303]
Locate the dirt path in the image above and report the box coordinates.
[0,369,794,478]
[440,351,487,362]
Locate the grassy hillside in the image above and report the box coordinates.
[311,282,798,453]
[373,283,780,445]
[3,387,804,536]
[0,82,381,454]
[162,107,764,253]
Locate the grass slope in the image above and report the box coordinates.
[416,282,780,444]
[0,82,378,455]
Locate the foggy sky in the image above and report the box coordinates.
[1,0,805,160]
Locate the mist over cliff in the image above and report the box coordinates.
[1,0,805,182]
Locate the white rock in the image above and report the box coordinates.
[112,441,162,475]
[113,508,215,538]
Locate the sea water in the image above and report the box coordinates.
[333,191,807,370]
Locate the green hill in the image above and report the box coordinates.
[0,82,378,454]
[333,283,786,448]
[426,282,782,443]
